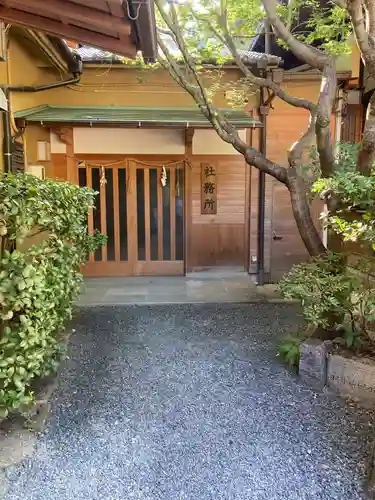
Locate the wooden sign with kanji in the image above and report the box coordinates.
[201,163,217,214]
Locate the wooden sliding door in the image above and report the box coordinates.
[79,158,185,277]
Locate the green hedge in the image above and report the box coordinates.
[0,173,104,418]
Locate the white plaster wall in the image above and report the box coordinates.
[73,128,185,154]
[50,131,67,153]
[192,129,246,155]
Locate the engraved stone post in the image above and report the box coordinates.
[299,339,331,388]
[327,355,375,402]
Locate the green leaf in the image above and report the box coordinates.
[2,310,13,320]
[17,366,26,376]
[0,407,9,419]
[345,330,355,347]
[13,376,24,390]
[22,266,33,278]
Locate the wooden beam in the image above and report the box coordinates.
[65,127,77,184]
[170,167,176,261]
[86,166,94,263]
[72,0,121,13]
[5,0,131,35]
[51,127,73,145]
[107,0,126,18]
[144,168,151,262]
[0,6,137,57]
[157,168,163,260]
[113,167,121,262]
[100,174,108,262]
[106,0,128,40]
[127,161,138,271]
[185,128,194,154]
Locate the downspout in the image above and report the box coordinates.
[2,88,11,173]
[257,87,267,285]
[2,52,82,172]
[257,20,271,286]
[4,74,81,93]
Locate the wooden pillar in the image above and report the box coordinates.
[184,128,194,273]
[65,128,78,184]
[50,127,76,183]
[244,127,252,273]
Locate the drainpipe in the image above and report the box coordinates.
[4,74,81,93]
[257,20,271,286]
[2,74,80,173]
[257,88,267,286]
[2,88,11,173]
[2,51,82,172]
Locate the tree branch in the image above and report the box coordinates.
[157,27,173,36]
[348,0,370,51]
[158,45,287,182]
[261,0,336,175]
[261,0,330,71]
[154,0,326,255]
[287,112,317,168]
[347,0,375,77]
[157,32,239,142]
[315,60,337,176]
[348,1,375,175]
[157,44,287,183]
[288,170,327,255]
[195,10,316,112]
[157,25,236,149]
[157,3,207,99]
[365,0,375,38]
[155,0,292,185]
[357,90,375,174]
[157,34,210,119]
[241,146,288,183]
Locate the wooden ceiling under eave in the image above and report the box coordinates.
[0,0,157,60]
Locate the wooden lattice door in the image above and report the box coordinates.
[79,159,185,276]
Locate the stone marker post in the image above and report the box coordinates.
[299,339,331,388]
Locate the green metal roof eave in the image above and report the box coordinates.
[18,118,260,127]
[14,105,262,128]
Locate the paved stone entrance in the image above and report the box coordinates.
[4,304,375,500]
[77,272,280,306]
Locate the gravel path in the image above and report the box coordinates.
[4,304,375,500]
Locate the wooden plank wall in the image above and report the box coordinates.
[188,155,247,270]
[263,80,323,282]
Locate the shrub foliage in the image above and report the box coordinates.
[278,336,302,370]
[0,173,104,417]
[279,144,375,348]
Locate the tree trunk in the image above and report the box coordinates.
[288,172,343,339]
[357,92,375,175]
[287,169,326,257]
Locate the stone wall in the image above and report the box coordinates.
[299,341,375,404]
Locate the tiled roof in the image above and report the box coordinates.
[228,49,281,66]
[74,45,123,62]
[73,44,281,67]
[15,105,262,128]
